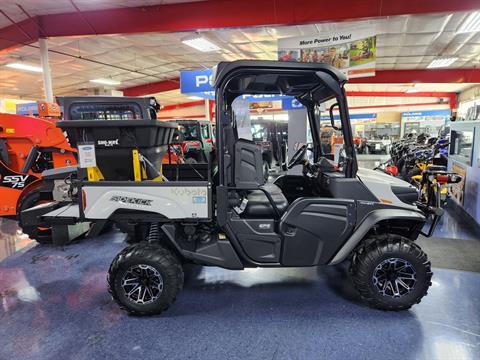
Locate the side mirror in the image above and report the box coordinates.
[329,103,341,131]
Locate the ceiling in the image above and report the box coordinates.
[0,9,479,104]
[0,0,206,28]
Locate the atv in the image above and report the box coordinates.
[22,60,439,315]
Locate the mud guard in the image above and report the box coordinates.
[328,208,426,265]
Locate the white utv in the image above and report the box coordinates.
[21,61,439,315]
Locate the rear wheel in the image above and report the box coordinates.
[17,188,53,244]
[108,243,184,315]
[350,234,432,311]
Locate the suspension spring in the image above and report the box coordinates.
[147,222,160,242]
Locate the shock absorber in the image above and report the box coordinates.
[147,222,160,242]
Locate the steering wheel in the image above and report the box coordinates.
[287,144,308,169]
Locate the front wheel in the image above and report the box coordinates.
[350,234,432,311]
[108,243,184,315]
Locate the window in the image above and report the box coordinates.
[177,123,200,140]
[451,129,474,165]
[69,103,143,120]
[201,123,210,139]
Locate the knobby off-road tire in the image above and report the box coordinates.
[350,234,432,311]
[108,243,184,315]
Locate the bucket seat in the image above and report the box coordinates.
[233,138,288,218]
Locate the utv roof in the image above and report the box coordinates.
[212,60,347,103]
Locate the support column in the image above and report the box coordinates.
[39,38,54,103]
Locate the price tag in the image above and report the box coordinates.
[77,142,97,168]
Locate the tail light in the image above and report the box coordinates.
[386,165,398,177]
[82,189,87,210]
[436,175,449,184]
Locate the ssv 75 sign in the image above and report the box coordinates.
[0,162,38,189]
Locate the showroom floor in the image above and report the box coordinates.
[0,206,479,360]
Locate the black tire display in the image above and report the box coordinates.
[17,188,53,244]
[108,243,184,315]
[350,234,432,311]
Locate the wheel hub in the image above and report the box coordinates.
[121,264,164,305]
[372,258,417,298]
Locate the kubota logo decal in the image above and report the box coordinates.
[170,188,207,197]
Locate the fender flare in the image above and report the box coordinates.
[329,209,426,265]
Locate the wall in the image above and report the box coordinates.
[458,85,480,103]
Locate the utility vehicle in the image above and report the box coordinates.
[169,119,215,163]
[22,61,440,315]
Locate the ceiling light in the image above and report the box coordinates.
[6,62,43,73]
[457,11,480,33]
[182,35,220,52]
[427,58,458,69]
[187,96,204,100]
[90,78,121,86]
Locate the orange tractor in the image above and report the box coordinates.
[0,109,77,242]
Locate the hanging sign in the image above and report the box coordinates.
[16,103,38,115]
[277,27,376,78]
[180,69,214,93]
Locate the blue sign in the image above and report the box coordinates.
[282,98,304,110]
[180,69,214,93]
[16,102,38,115]
[320,113,377,121]
[401,109,450,118]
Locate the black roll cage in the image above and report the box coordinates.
[213,61,358,188]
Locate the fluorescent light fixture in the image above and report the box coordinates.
[427,58,458,69]
[187,95,203,100]
[182,35,220,52]
[6,62,43,73]
[458,11,480,33]
[90,78,121,86]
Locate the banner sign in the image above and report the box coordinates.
[277,27,376,78]
[320,113,377,121]
[16,102,38,115]
[401,110,451,118]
